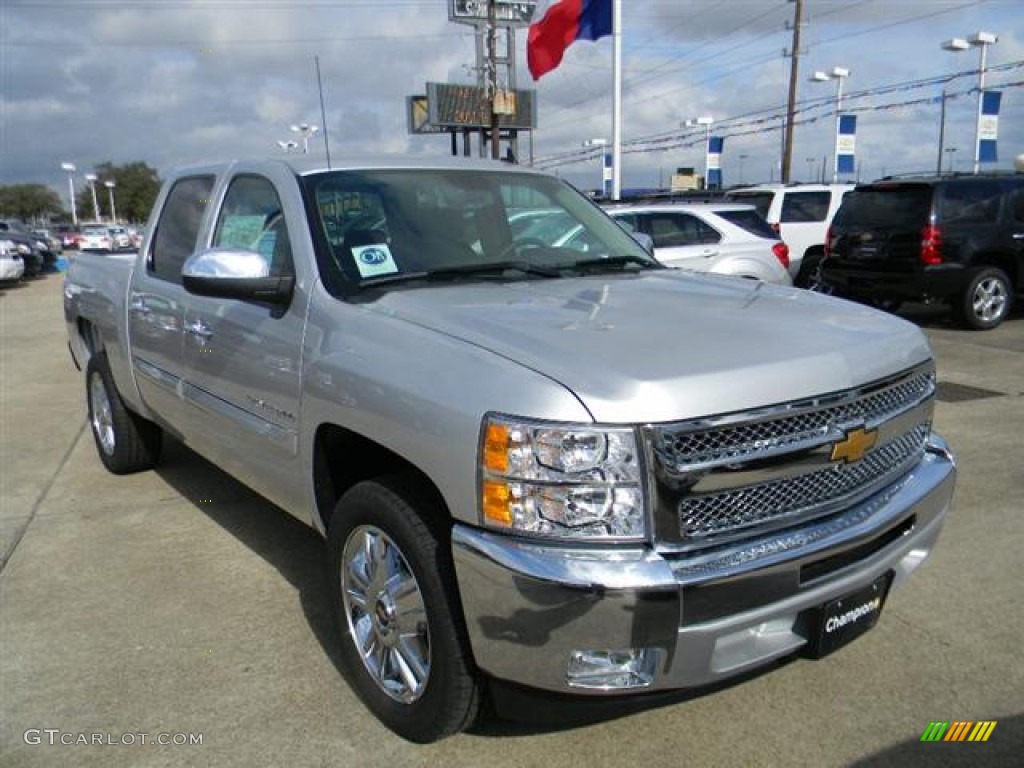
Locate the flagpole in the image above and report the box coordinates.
[611,0,622,201]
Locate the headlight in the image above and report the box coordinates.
[478,415,645,541]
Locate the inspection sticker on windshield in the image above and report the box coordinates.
[351,243,398,278]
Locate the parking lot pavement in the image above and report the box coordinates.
[2,275,1022,767]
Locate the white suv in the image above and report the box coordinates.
[726,183,854,286]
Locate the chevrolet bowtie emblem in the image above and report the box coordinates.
[831,427,878,464]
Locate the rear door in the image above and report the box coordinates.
[628,211,721,269]
[129,174,215,421]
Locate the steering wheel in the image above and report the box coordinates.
[496,238,548,262]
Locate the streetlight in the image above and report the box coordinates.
[945,33,998,173]
[60,162,77,225]
[683,116,713,189]
[582,138,609,196]
[805,157,816,182]
[810,65,850,183]
[944,146,958,174]
[290,122,319,154]
[938,38,969,174]
[84,173,100,222]
[738,153,749,185]
[104,180,117,223]
[277,140,299,152]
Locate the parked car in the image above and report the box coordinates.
[821,173,1024,330]
[605,202,792,284]
[108,226,134,251]
[0,239,26,283]
[0,220,44,277]
[56,224,83,250]
[726,183,854,286]
[79,224,116,252]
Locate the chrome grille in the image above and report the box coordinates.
[654,368,934,468]
[679,425,930,540]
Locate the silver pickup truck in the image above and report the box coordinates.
[64,157,956,742]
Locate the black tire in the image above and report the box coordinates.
[326,475,480,743]
[954,266,1013,330]
[86,353,162,474]
[794,250,823,289]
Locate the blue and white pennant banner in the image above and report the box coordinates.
[707,136,724,189]
[977,91,1001,164]
[836,115,857,175]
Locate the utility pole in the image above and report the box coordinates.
[781,0,803,184]
[487,0,500,159]
[936,89,948,174]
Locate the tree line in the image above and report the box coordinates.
[0,161,161,225]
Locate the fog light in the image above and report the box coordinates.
[567,648,659,690]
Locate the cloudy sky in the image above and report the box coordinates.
[2,0,1022,205]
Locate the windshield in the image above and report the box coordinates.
[302,168,658,293]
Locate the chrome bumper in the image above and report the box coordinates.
[452,436,956,694]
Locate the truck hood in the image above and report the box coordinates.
[369,271,932,423]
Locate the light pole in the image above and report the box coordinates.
[290,123,319,154]
[806,157,816,182]
[738,153,749,185]
[277,140,299,152]
[84,173,100,222]
[60,162,77,225]
[810,66,850,183]
[945,146,958,174]
[684,116,713,189]
[104,180,117,223]
[582,138,609,196]
[942,33,999,174]
[939,38,969,173]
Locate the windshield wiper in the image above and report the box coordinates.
[359,260,560,288]
[563,254,663,272]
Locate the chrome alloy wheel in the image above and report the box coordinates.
[972,276,1008,323]
[89,372,116,455]
[341,525,430,703]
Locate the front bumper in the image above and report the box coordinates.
[452,436,955,695]
[0,258,25,281]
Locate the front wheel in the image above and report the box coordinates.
[955,266,1013,330]
[327,476,481,742]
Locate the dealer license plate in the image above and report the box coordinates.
[805,572,893,658]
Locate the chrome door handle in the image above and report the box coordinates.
[185,320,213,340]
[129,297,152,315]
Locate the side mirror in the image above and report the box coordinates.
[631,231,655,256]
[182,248,293,304]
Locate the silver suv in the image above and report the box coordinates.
[727,183,854,286]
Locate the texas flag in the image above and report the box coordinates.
[527,0,613,80]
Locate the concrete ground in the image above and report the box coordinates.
[1,272,1021,767]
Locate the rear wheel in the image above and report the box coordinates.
[86,353,162,474]
[954,266,1012,330]
[327,475,481,742]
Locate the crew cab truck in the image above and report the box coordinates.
[65,157,956,743]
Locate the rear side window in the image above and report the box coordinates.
[726,191,773,218]
[149,175,215,283]
[714,209,777,239]
[643,212,720,247]
[939,181,1003,225]
[833,186,932,229]
[780,191,830,223]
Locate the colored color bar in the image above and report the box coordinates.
[920,721,949,742]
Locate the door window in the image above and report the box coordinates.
[149,176,215,283]
[644,213,720,248]
[212,175,294,276]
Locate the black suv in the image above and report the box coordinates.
[820,174,1024,329]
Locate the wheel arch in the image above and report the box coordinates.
[971,251,1018,288]
[312,423,452,534]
